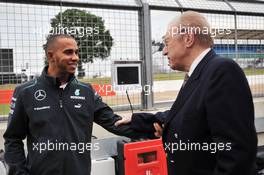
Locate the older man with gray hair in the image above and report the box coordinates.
[116,11,257,175]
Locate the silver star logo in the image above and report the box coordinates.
[34,90,46,101]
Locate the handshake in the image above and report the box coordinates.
[114,114,164,138]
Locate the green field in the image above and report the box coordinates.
[221,53,264,59]
[0,69,263,116]
[0,104,10,116]
[0,69,263,91]
[244,68,264,75]
[79,68,264,82]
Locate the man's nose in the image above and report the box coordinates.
[72,53,79,61]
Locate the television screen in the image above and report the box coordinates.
[117,66,139,85]
[112,61,142,86]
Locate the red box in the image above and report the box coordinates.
[119,139,167,175]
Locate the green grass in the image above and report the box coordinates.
[78,72,186,84]
[0,68,263,116]
[243,68,264,75]
[0,69,263,90]
[154,72,185,81]
[80,77,111,84]
[0,104,9,116]
[220,53,264,59]
[0,84,17,90]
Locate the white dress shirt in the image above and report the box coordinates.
[188,48,211,77]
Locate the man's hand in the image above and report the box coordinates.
[154,122,163,137]
[115,114,132,126]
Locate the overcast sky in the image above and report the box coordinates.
[0,2,264,76]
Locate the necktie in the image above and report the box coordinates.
[181,73,189,89]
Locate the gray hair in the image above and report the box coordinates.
[170,11,214,48]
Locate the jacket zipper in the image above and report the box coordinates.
[59,89,63,108]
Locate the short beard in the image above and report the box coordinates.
[56,64,72,83]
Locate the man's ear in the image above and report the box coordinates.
[184,33,195,48]
[47,50,54,63]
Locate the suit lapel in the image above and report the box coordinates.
[164,50,216,129]
[164,76,199,127]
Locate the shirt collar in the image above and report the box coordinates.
[41,66,75,88]
[60,83,68,89]
[188,48,211,77]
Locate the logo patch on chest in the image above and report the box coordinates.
[34,90,46,101]
[74,104,82,109]
[75,89,80,96]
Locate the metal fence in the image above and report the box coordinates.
[0,0,264,119]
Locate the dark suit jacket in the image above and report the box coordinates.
[131,50,257,175]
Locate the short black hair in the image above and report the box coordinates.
[43,34,76,56]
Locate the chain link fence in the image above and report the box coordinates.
[0,0,264,120]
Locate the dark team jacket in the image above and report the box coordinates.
[4,66,145,175]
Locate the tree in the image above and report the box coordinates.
[48,9,113,77]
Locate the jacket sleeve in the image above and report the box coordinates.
[3,87,29,175]
[92,90,155,139]
[131,111,169,132]
[205,60,257,175]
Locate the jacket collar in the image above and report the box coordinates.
[40,66,76,88]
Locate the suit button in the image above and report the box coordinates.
[174,133,178,138]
